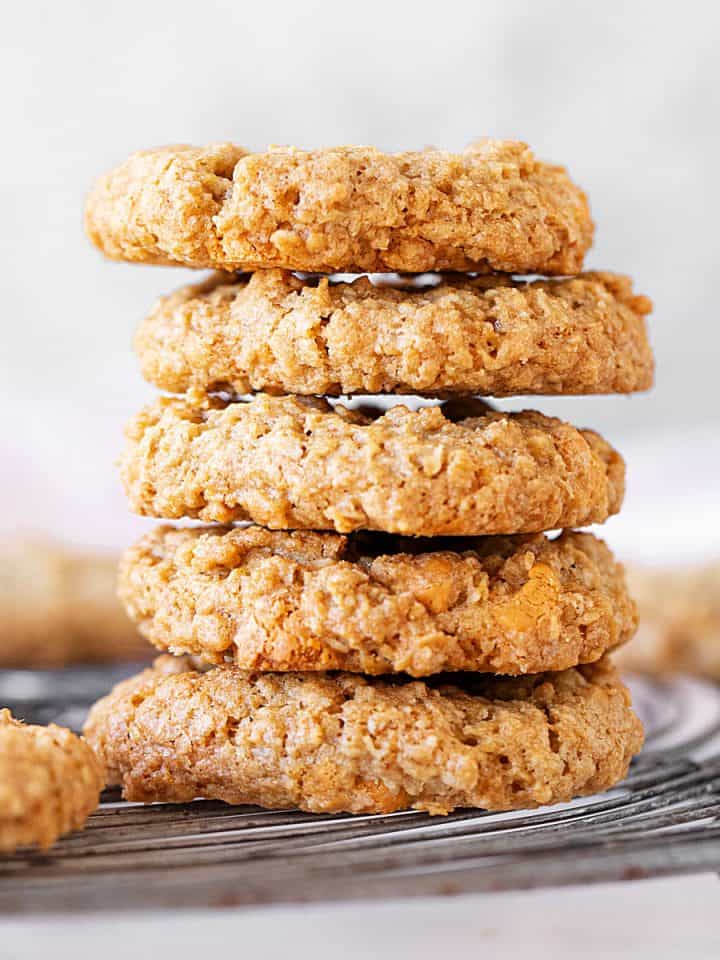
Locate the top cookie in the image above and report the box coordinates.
[85,140,593,274]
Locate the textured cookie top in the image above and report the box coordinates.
[0,710,103,852]
[120,525,637,676]
[0,538,149,668]
[85,140,593,274]
[120,395,624,536]
[136,270,654,397]
[84,656,643,815]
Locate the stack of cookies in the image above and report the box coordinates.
[83,140,652,815]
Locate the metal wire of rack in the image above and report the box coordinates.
[1,667,719,913]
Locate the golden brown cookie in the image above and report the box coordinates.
[120,525,637,676]
[136,270,653,398]
[0,710,103,852]
[617,561,720,680]
[84,655,643,815]
[85,140,593,275]
[0,538,150,668]
[120,395,624,536]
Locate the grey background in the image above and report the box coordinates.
[1,0,718,548]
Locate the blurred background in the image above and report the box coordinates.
[1,0,718,570]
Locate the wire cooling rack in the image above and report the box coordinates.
[1,666,719,913]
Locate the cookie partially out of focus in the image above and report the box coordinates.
[617,561,720,680]
[0,538,150,667]
[0,709,103,852]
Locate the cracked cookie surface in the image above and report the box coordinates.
[136,270,653,397]
[120,525,637,676]
[120,395,625,535]
[84,655,643,815]
[85,140,593,274]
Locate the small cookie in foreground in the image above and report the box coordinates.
[0,710,103,852]
[0,538,150,667]
[84,656,643,815]
[120,395,624,536]
[120,525,637,676]
[136,270,653,398]
[617,561,720,680]
[85,140,592,275]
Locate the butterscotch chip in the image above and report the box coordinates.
[84,656,643,815]
[0,711,103,852]
[0,538,150,667]
[120,526,637,676]
[136,271,653,398]
[120,395,624,536]
[617,562,720,680]
[84,140,593,274]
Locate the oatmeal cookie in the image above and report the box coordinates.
[85,140,593,274]
[617,561,720,680]
[0,710,103,852]
[136,270,653,397]
[0,538,150,667]
[120,395,625,535]
[84,655,643,815]
[120,525,636,676]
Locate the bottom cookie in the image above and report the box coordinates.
[0,710,103,852]
[84,656,643,815]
